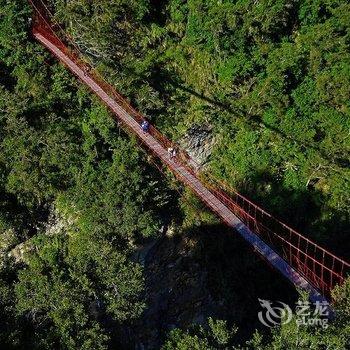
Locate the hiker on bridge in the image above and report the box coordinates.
[168,147,177,159]
[83,65,91,77]
[141,120,150,133]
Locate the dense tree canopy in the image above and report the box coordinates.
[0,0,171,347]
[45,0,350,251]
[0,0,349,349]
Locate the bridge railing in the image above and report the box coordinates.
[209,186,349,297]
[29,0,350,299]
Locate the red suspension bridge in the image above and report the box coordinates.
[29,0,349,303]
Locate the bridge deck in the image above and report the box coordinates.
[34,30,328,304]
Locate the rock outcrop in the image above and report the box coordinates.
[179,124,215,167]
[128,230,223,349]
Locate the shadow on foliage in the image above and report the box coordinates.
[159,75,349,169]
[126,222,299,348]
[144,0,169,26]
[190,223,299,341]
[237,169,350,261]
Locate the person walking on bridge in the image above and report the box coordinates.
[168,147,177,159]
[141,120,150,133]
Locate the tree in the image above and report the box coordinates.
[162,317,238,350]
[15,232,145,349]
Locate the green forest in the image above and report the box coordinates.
[0,0,349,349]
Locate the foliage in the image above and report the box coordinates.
[47,0,350,250]
[0,0,349,348]
[0,0,170,347]
[163,278,350,349]
[162,317,238,350]
[15,232,145,349]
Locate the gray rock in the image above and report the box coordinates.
[179,124,216,168]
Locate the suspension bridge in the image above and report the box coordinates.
[28,0,349,304]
